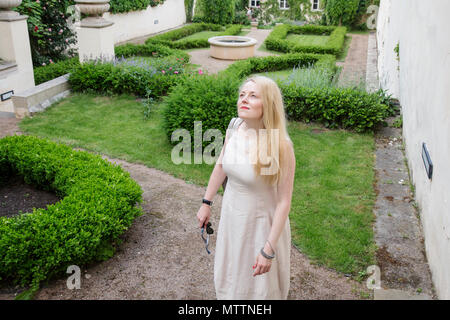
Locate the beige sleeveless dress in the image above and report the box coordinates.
[214,118,291,300]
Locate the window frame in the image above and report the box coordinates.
[311,0,320,11]
[279,0,290,10]
[249,0,261,8]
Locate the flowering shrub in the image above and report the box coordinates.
[109,0,166,13]
[15,0,77,67]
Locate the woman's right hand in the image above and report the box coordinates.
[197,204,211,228]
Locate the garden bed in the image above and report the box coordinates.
[0,174,60,219]
[0,135,143,288]
[265,24,347,55]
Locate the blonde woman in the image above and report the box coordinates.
[197,76,296,299]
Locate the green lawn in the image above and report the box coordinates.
[252,69,293,81]
[177,31,223,41]
[286,34,330,46]
[19,93,376,275]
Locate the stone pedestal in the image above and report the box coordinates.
[77,25,114,62]
[0,0,35,115]
[75,0,114,63]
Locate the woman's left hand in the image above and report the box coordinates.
[252,253,272,277]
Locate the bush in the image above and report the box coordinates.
[115,42,190,61]
[163,74,242,147]
[185,0,195,22]
[163,51,388,138]
[265,24,347,55]
[32,43,188,85]
[68,57,186,99]
[324,0,360,26]
[34,57,80,85]
[145,23,242,50]
[0,135,143,287]
[163,53,335,144]
[280,83,388,132]
[201,0,235,25]
[15,0,77,67]
[234,10,251,25]
[220,52,336,79]
[109,0,166,13]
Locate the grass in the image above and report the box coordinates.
[19,93,377,275]
[251,69,293,81]
[336,35,352,62]
[286,34,330,47]
[176,31,223,42]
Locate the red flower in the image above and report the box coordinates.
[34,26,38,32]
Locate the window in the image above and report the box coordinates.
[279,0,289,9]
[312,0,320,11]
[250,0,260,7]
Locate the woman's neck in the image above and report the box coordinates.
[242,118,264,132]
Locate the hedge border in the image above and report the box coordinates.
[145,23,243,50]
[265,24,347,56]
[220,52,336,79]
[34,43,189,87]
[0,135,143,287]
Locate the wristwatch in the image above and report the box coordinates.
[202,198,213,206]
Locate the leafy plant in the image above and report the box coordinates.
[142,89,155,120]
[109,0,166,13]
[200,0,235,25]
[324,0,360,26]
[259,0,281,24]
[15,0,78,67]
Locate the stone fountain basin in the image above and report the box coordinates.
[208,36,258,60]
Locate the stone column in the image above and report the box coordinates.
[0,0,34,114]
[75,0,114,63]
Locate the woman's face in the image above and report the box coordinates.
[237,81,263,120]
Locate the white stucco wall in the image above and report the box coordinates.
[103,0,186,44]
[377,0,450,299]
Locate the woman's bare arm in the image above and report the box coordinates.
[253,142,296,276]
[266,142,296,250]
[197,130,231,227]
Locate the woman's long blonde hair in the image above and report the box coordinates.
[238,76,292,186]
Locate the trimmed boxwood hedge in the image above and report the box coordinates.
[220,52,336,79]
[145,23,243,50]
[164,51,389,141]
[164,53,337,145]
[280,84,388,132]
[34,43,188,86]
[68,43,190,99]
[0,135,143,287]
[265,24,347,56]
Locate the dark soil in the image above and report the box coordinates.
[0,174,61,218]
